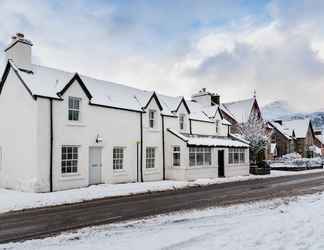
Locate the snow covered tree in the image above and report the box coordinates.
[238,111,271,163]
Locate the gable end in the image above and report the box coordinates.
[57,73,93,100]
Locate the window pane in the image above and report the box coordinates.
[197,153,204,165]
[189,152,195,166]
[113,147,124,170]
[205,152,211,165]
[173,146,181,167]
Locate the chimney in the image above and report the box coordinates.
[5,33,33,71]
[314,130,322,136]
[191,88,220,106]
[274,120,282,126]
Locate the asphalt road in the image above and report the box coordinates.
[1,171,324,244]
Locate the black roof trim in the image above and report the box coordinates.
[187,144,248,148]
[89,102,144,113]
[166,128,188,142]
[18,68,34,74]
[0,61,11,95]
[57,73,93,100]
[0,60,36,100]
[34,94,62,101]
[4,40,33,52]
[161,114,178,118]
[173,97,191,114]
[217,106,224,120]
[143,92,163,111]
[189,118,214,124]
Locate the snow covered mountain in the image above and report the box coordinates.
[262,100,324,130]
[262,100,296,120]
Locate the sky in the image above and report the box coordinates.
[0,0,324,112]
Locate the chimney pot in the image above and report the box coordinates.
[16,33,24,38]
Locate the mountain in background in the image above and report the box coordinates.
[262,100,324,130]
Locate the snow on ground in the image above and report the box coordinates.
[2,190,324,250]
[0,169,324,214]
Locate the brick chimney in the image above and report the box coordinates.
[191,88,220,106]
[4,33,33,71]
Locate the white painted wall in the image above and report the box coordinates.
[0,69,39,192]
[36,82,142,191]
[142,98,163,181]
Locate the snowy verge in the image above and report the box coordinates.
[2,190,324,250]
[0,169,324,214]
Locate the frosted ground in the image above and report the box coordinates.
[1,169,323,214]
[2,191,324,250]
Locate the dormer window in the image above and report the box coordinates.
[179,114,186,130]
[149,110,156,129]
[68,97,81,121]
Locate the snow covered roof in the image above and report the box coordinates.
[167,129,249,148]
[282,119,311,139]
[268,121,292,140]
[316,135,324,144]
[4,60,259,125]
[6,60,214,120]
[221,98,255,123]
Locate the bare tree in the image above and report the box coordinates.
[238,112,271,163]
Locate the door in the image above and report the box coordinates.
[218,150,225,177]
[89,147,102,185]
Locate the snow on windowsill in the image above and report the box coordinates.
[66,122,86,127]
[144,169,160,175]
[113,170,128,176]
[60,174,84,181]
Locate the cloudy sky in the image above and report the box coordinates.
[0,0,324,111]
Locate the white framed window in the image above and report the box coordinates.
[146,147,156,168]
[215,120,219,133]
[172,146,181,167]
[229,148,245,164]
[189,147,212,167]
[149,110,156,129]
[61,146,78,175]
[113,147,124,170]
[179,114,185,130]
[68,96,81,121]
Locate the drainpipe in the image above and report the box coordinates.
[140,112,144,182]
[161,115,166,180]
[189,119,192,135]
[49,99,54,192]
[136,141,139,182]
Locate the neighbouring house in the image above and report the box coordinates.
[191,89,266,160]
[267,120,296,158]
[313,130,324,156]
[280,119,316,158]
[220,97,262,134]
[0,33,250,192]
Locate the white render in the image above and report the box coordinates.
[0,34,250,192]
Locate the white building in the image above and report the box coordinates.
[0,34,249,192]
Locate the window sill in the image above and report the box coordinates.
[113,170,127,176]
[186,165,215,169]
[60,174,84,181]
[146,128,161,133]
[144,169,160,175]
[66,122,86,127]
